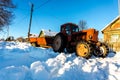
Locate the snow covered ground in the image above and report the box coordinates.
[0,41,120,80]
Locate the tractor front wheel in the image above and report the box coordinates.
[93,43,109,57]
[76,41,93,59]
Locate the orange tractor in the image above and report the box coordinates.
[52,23,109,59]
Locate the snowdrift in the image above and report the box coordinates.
[0,41,120,80]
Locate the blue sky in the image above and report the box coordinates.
[6,0,119,38]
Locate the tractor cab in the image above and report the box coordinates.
[60,23,79,35]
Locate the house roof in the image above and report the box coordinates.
[39,29,57,37]
[29,30,57,38]
[29,34,38,37]
[42,29,57,37]
[101,16,120,33]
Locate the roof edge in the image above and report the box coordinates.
[101,16,120,33]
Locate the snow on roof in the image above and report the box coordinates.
[29,34,38,37]
[41,29,57,37]
[29,29,57,38]
[101,16,120,32]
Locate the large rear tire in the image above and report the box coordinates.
[76,41,93,59]
[52,33,66,52]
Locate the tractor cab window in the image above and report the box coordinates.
[72,26,79,32]
[61,27,65,32]
[66,25,71,35]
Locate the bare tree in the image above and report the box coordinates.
[78,20,87,30]
[0,0,15,31]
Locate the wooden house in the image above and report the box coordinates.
[102,16,120,52]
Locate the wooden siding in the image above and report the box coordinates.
[102,17,120,52]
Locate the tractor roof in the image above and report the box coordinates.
[61,23,78,27]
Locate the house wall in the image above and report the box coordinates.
[104,30,120,52]
[103,18,120,52]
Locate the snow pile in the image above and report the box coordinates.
[0,41,120,80]
[0,41,30,49]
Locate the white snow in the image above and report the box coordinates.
[0,41,120,80]
[41,29,57,37]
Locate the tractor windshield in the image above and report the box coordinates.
[72,26,79,32]
[61,23,79,34]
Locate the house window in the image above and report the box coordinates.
[111,34,119,42]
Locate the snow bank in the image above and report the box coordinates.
[31,61,49,80]
[0,41,120,80]
[0,66,29,80]
[29,52,120,80]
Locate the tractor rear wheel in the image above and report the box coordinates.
[76,41,93,59]
[52,33,66,52]
[94,43,109,58]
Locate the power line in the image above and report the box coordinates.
[48,14,65,22]
[34,0,52,10]
[15,0,52,12]
[16,7,28,11]
[14,13,29,25]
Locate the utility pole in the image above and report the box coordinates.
[28,3,34,39]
